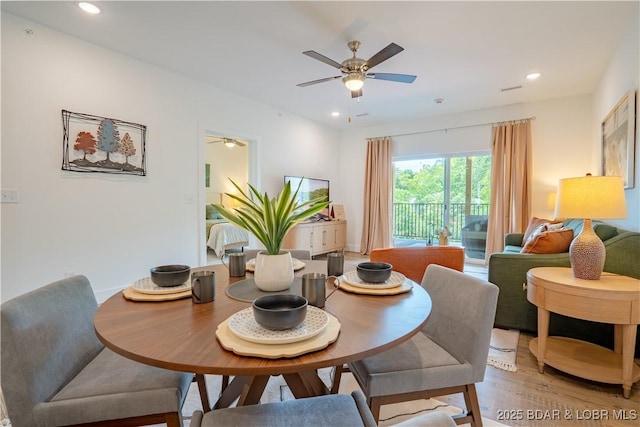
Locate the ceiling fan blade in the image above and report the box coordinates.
[205,135,247,147]
[365,43,404,69]
[351,88,363,99]
[205,136,223,144]
[297,76,342,87]
[368,73,416,83]
[303,50,343,69]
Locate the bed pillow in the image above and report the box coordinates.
[206,204,223,220]
[521,228,574,254]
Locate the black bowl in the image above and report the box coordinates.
[252,294,308,330]
[357,262,393,283]
[150,265,191,287]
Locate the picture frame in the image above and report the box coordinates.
[62,110,147,176]
[601,90,636,189]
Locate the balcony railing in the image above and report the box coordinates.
[393,202,490,244]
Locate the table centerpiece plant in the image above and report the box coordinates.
[215,178,330,291]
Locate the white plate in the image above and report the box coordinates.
[216,314,340,359]
[132,277,191,295]
[341,270,406,289]
[228,305,328,345]
[246,258,306,272]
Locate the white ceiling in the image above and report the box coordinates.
[2,1,638,130]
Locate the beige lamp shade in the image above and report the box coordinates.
[554,175,627,280]
[554,175,627,219]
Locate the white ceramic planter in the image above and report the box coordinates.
[253,251,294,291]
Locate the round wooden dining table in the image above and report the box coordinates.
[94,260,432,410]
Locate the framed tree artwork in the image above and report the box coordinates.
[601,90,636,189]
[62,110,147,176]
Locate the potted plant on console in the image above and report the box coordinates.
[215,178,330,291]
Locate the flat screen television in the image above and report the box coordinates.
[284,176,330,218]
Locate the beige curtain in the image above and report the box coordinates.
[360,137,393,254]
[485,120,532,261]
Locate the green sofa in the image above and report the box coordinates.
[488,218,640,355]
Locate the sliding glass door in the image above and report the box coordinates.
[393,152,491,258]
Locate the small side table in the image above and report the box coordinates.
[526,267,640,398]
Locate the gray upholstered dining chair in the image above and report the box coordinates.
[1,275,193,427]
[189,391,456,427]
[190,391,377,427]
[242,248,312,260]
[346,264,499,426]
[330,246,465,393]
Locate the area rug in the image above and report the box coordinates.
[487,327,520,372]
[177,368,506,427]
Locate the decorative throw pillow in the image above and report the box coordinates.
[522,217,562,243]
[521,228,574,254]
[545,222,564,232]
[522,223,548,247]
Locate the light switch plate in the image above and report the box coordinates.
[1,189,20,203]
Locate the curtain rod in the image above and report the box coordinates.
[368,116,536,140]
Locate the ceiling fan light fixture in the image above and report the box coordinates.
[343,73,364,91]
[224,140,236,149]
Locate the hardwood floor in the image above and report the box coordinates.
[337,251,640,426]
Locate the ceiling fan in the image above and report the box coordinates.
[206,136,247,149]
[297,40,416,98]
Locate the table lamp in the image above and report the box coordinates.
[554,174,627,280]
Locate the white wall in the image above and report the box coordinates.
[592,13,639,231]
[338,94,595,252]
[0,13,341,302]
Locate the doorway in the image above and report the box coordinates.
[199,130,257,265]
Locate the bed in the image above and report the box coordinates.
[205,204,249,257]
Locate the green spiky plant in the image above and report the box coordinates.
[214,179,330,255]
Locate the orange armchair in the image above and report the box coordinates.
[370,246,465,283]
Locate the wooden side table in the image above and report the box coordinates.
[526,267,640,398]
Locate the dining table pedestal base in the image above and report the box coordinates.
[211,371,331,411]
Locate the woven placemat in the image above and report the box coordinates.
[225,278,303,302]
[122,286,191,301]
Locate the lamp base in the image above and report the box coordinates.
[569,219,605,280]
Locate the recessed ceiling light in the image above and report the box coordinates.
[331,111,340,117]
[78,2,101,14]
[526,72,541,80]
